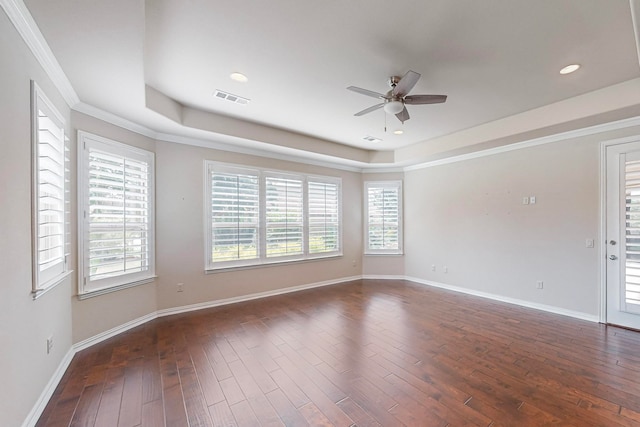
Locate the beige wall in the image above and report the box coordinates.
[0,11,73,427]
[67,113,365,343]
[404,125,640,317]
[154,141,363,310]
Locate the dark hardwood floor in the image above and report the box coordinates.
[36,279,640,426]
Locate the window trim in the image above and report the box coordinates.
[364,180,403,255]
[31,81,70,298]
[204,161,342,271]
[77,131,156,297]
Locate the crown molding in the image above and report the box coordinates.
[73,102,159,139]
[1,0,79,107]
[403,115,640,172]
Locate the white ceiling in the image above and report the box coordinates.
[21,0,640,164]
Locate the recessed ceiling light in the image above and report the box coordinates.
[230,72,248,82]
[393,130,404,135]
[559,64,580,75]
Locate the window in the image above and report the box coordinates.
[78,131,155,297]
[308,179,340,254]
[205,161,342,270]
[265,175,304,257]
[31,82,70,296]
[364,181,403,255]
[209,166,260,264]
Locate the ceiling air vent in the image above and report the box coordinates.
[213,90,250,105]
[362,135,382,143]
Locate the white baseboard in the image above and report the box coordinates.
[405,276,600,323]
[73,312,159,352]
[362,274,406,280]
[156,275,362,318]
[21,348,75,427]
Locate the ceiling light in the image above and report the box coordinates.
[393,130,404,135]
[384,100,404,114]
[230,72,248,82]
[559,64,580,75]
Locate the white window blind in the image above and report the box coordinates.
[205,162,342,270]
[624,159,640,309]
[32,82,69,293]
[79,132,155,295]
[265,176,304,258]
[308,180,340,254]
[209,168,260,266]
[365,181,403,254]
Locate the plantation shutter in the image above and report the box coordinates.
[210,169,260,265]
[87,151,151,282]
[79,132,155,295]
[35,104,66,285]
[625,159,640,307]
[265,175,304,257]
[366,182,402,253]
[308,180,340,254]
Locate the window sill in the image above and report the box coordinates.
[32,270,73,300]
[77,276,157,300]
[206,253,343,274]
[364,252,404,256]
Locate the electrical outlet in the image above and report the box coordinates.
[522,197,529,205]
[443,266,448,273]
[431,264,436,272]
[530,196,536,204]
[352,260,357,267]
[536,281,544,289]
[47,336,54,354]
[177,283,184,292]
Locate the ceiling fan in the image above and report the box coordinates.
[347,70,447,124]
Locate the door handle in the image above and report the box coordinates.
[609,255,618,260]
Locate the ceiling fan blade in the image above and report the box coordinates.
[355,103,384,116]
[395,106,410,123]
[347,86,386,99]
[393,70,421,97]
[404,94,447,104]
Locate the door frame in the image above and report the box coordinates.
[600,135,640,324]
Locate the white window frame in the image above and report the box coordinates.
[31,81,71,298]
[364,180,403,255]
[205,163,261,269]
[77,131,156,298]
[205,161,342,271]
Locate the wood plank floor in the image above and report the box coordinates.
[36,279,640,426]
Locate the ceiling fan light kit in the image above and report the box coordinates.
[384,100,404,114]
[347,70,447,124]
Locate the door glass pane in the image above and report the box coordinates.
[624,159,640,310]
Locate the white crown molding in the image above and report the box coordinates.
[403,115,640,172]
[20,348,74,427]
[156,132,365,173]
[73,103,363,172]
[1,0,79,107]
[73,102,159,139]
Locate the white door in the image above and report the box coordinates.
[606,139,640,330]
